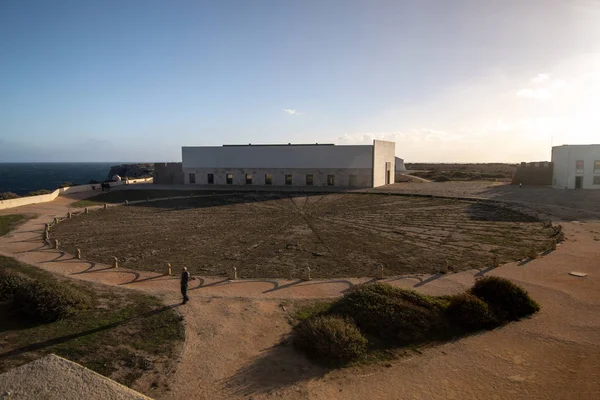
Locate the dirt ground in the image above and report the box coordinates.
[51,193,554,278]
[1,184,600,400]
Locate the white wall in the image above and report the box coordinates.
[0,178,153,210]
[372,140,396,187]
[182,144,374,169]
[552,145,600,189]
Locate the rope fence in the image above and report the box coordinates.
[40,191,565,281]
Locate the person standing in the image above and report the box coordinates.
[180,266,191,304]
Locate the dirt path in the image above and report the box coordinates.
[1,190,599,399]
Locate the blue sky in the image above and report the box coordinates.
[1,0,599,162]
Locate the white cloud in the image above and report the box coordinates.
[282,108,301,115]
[531,73,550,83]
[327,52,600,162]
[516,88,553,100]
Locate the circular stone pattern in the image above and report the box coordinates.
[52,193,555,278]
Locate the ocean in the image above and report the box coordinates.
[0,163,117,196]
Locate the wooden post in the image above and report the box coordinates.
[376,264,384,279]
[104,203,108,210]
[493,254,500,268]
[166,263,172,276]
[302,267,311,281]
[231,266,238,280]
[85,207,89,214]
[67,212,72,219]
[113,257,118,269]
[76,248,81,259]
[125,200,129,206]
[528,246,537,259]
[53,239,59,249]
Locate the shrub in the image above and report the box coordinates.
[294,315,367,362]
[12,279,92,322]
[329,284,447,344]
[447,293,497,331]
[470,276,540,322]
[0,192,20,200]
[434,175,451,182]
[0,271,30,301]
[58,182,74,188]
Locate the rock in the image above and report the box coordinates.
[107,164,154,181]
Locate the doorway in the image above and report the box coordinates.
[575,176,583,189]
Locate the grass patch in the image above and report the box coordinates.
[0,214,32,237]
[293,281,539,365]
[0,255,184,393]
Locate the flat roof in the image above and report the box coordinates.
[552,144,600,148]
[222,143,335,147]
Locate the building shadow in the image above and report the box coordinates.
[0,304,180,360]
[466,202,539,222]
[223,336,329,397]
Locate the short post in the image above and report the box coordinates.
[104,203,108,210]
[302,267,311,281]
[53,239,59,249]
[440,261,449,274]
[376,263,384,279]
[528,245,537,259]
[146,197,150,203]
[493,254,500,268]
[67,212,72,219]
[125,200,129,206]
[166,263,172,276]
[113,257,118,269]
[76,248,81,259]
[231,266,238,280]
[85,207,89,214]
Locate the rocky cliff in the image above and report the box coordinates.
[107,164,154,180]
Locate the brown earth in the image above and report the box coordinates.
[1,184,599,400]
[51,193,554,278]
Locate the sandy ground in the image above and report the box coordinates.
[1,184,599,399]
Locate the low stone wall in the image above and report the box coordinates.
[0,178,153,210]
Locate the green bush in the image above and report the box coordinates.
[329,284,447,344]
[0,192,20,200]
[470,276,540,322]
[11,278,92,322]
[0,271,30,301]
[447,293,497,331]
[294,315,367,362]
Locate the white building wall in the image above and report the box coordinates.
[552,145,600,189]
[372,140,396,187]
[182,144,373,169]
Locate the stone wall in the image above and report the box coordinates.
[154,163,183,185]
[511,161,553,186]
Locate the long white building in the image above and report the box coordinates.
[552,144,600,189]
[182,140,395,188]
